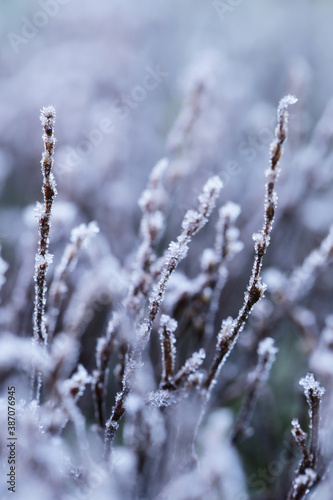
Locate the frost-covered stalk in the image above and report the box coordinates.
[137,175,223,352]
[287,373,325,500]
[204,201,243,340]
[202,95,297,394]
[159,314,177,389]
[231,337,278,443]
[33,106,57,346]
[214,201,243,262]
[47,221,99,340]
[105,177,222,453]
[126,158,168,316]
[92,314,119,429]
[104,357,131,457]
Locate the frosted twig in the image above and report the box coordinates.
[231,337,278,443]
[125,158,168,316]
[174,348,206,387]
[291,419,312,470]
[215,201,243,262]
[300,373,325,468]
[159,314,177,389]
[202,95,297,394]
[32,106,57,404]
[287,373,325,500]
[47,221,99,341]
[33,106,57,346]
[104,354,132,458]
[137,175,223,353]
[92,313,120,429]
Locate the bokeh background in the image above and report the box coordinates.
[1,1,333,499]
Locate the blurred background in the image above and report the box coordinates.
[1,0,333,257]
[1,0,333,498]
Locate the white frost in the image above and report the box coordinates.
[299,372,325,400]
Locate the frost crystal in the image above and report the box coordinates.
[257,336,278,358]
[146,389,177,408]
[70,221,99,246]
[291,417,300,429]
[198,176,223,218]
[252,232,266,247]
[256,337,278,382]
[200,248,218,272]
[148,157,169,187]
[63,364,91,400]
[277,94,298,119]
[175,348,206,384]
[294,468,317,488]
[217,316,234,346]
[219,201,241,223]
[40,105,56,128]
[160,314,178,334]
[299,373,325,401]
[181,209,201,234]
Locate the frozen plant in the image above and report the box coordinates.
[0,89,332,500]
[287,374,326,500]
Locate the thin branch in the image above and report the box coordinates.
[287,373,325,500]
[291,419,312,472]
[92,313,120,429]
[231,337,278,443]
[202,95,297,394]
[125,158,168,316]
[32,106,57,404]
[300,373,325,469]
[47,221,99,341]
[159,314,177,389]
[33,105,57,346]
